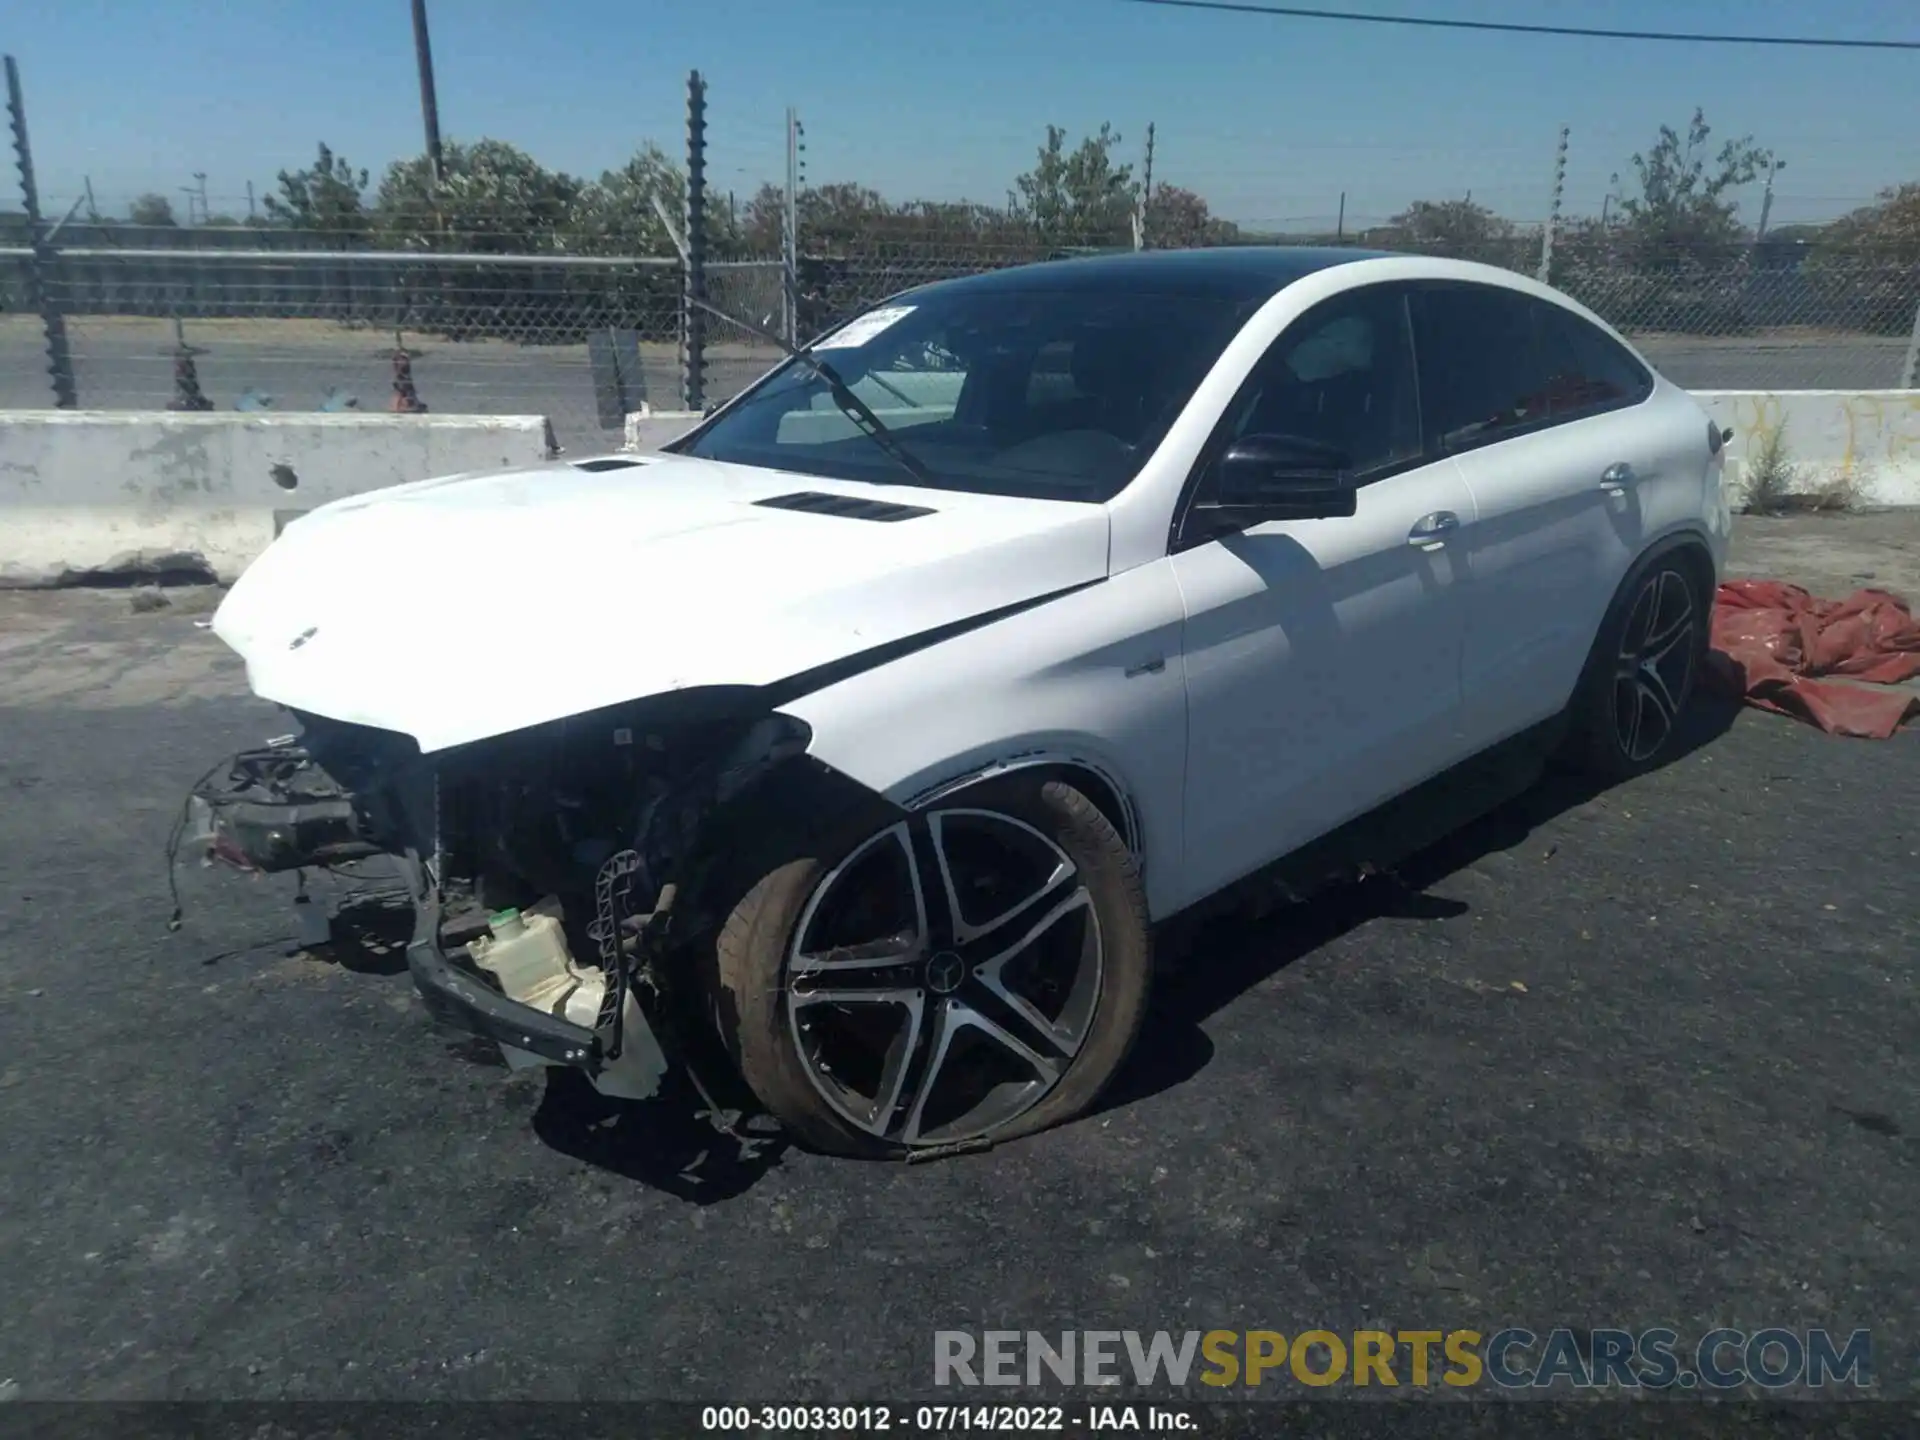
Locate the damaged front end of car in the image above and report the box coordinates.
[175,692,864,1134]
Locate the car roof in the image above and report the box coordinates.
[908,246,1399,302]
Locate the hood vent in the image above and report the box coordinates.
[754,491,935,523]
[572,457,645,472]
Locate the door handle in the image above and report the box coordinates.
[1407,510,1460,550]
[1600,462,1637,495]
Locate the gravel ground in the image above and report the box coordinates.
[0,515,1915,1411]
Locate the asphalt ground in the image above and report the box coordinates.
[0,514,1915,1408]
[1,316,1912,458]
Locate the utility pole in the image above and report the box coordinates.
[1336,191,1346,243]
[83,176,98,221]
[246,180,256,220]
[1538,124,1569,285]
[410,0,446,183]
[783,106,805,344]
[1755,157,1785,244]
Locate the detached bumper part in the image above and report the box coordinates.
[407,932,602,1068]
[406,925,670,1102]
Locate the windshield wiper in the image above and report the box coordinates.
[687,295,938,491]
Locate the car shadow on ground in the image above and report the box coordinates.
[1097,692,1746,1116]
[531,1066,789,1203]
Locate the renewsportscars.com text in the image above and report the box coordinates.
[933,1328,1873,1390]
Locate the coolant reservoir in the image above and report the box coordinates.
[466,906,578,1014]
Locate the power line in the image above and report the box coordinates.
[1117,0,1920,51]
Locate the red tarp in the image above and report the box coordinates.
[1708,580,1920,739]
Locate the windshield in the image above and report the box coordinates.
[672,285,1259,503]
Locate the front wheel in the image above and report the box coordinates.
[1563,548,1711,780]
[710,775,1153,1158]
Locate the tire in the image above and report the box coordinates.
[1562,545,1713,782]
[710,774,1152,1159]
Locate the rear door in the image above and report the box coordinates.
[1412,283,1656,748]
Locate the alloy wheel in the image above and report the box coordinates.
[784,809,1104,1148]
[1612,567,1698,764]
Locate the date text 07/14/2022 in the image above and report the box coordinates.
[700,1403,1196,1431]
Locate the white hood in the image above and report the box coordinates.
[213,454,1112,752]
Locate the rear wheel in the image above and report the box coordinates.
[1564,548,1711,780]
[710,776,1152,1158]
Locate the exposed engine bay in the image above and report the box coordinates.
[175,694,834,1132]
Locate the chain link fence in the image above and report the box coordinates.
[6,225,1918,449]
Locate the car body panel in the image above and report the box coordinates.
[1444,380,1720,748]
[1168,457,1478,910]
[211,455,1112,754]
[783,559,1192,918]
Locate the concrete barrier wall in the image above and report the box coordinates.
[1694,390,1920,508]
[623,411,705,452]
[0,411,554,586]
[8,389,1916,591]
[633,386,1920,509]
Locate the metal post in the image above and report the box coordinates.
[1755,158,1784,245]
[411,0,446,184]
[1538,125,1569,285]
[1139,121,1155,250]
[1900,290,1920,390]
[1336,192,1346,244]
[683,70,708,412]
[783,106,799,346]
[5,55,76,407]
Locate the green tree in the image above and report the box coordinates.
[127,193,177,227]
[1616,108,1772,265]
[567,142,687,255]
[1144,184,1239,249]
[261,143,370,235]
[1375,198,1516,263]
[1818,183,1920,262]
[374,139,584,251]
[1010,124,1138,244]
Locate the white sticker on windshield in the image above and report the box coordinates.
[813,305,916,351]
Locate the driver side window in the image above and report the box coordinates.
[1222,286,1422,482]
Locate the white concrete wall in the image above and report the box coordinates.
[0,411,554,586]
[622,411,705,452]
[1695,390,1920,508]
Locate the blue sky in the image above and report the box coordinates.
[7,0,1916,231]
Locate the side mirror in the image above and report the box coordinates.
[1197,433,1358,525]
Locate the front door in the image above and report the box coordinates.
[1169,284,1475,909]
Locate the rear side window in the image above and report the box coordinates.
[1533,302,1654,418]
[1414,285,1650,454]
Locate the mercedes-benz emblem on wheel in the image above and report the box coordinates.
[925,950,966,995]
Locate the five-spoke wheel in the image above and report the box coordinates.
[711,776,1152,1158]
[1566,547,1711,780]
[1611,565,1700,765]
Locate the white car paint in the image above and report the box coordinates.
[1442,376,1715,749]
[212,253,1727,921]
[213,455,1110,754]
[1169,457,1478,907]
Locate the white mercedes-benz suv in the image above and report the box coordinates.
[192,247,1733,1160]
